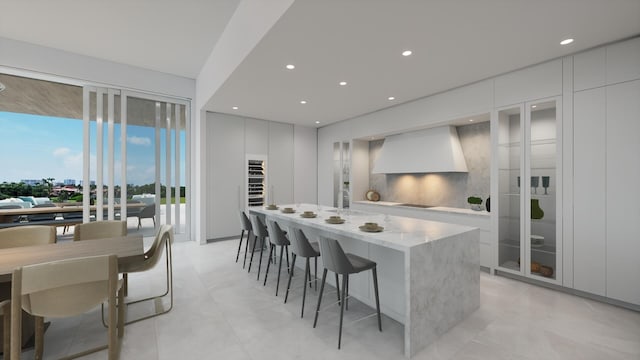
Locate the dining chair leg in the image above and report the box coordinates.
[313,268,328,328]
[276,245,285,296]
[256,237,266,280]
[301,258,310,318]
[338,274,348,349]
[118,285,125,338]
[236,230,245,263]
[284,253,296,304]
[242,230,252,269]
[263,243,274,285]
[2,303,9,360]
[314,257,318,290]
[35,315,44,360]
[372,267,382,331]
[307,262,312,289]
[248,234,258,273]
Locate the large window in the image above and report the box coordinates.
[0,73,190,239]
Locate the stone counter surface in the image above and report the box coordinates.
[354,200,490,217]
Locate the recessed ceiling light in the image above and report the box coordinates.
[286,64,295,70]
[232,106,239,110]
[315,121,320,124]
[402,50,413,57]
[339,81,347,86]
[560,38,574,45]
[469,119,474,122]
[300,100,307,104]
[532,105,537,108]
[388,96,395,101]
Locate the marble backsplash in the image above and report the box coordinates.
[369,122,490,208]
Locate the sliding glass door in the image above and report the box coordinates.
[83,87,189,238]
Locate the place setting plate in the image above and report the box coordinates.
[359,222,384,233]
[281,208,296,214]
[300,212,317,218]
[325,216,345,224]
[265,204,279,210]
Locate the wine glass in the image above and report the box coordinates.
[531,176,539,194]
[542,176,550,195]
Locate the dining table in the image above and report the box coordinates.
[0,235,144,354]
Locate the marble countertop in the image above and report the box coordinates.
[353,200,490,217]
[250,204,477,252]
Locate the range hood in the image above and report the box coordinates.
[372,126,468,173]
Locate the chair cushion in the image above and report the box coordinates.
[346,253,376,273]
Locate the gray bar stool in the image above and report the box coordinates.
[263,220,291,295]
[237,211,253,268]
[248,215,268,279]
[313,236,382,349]
[284,228,320,317]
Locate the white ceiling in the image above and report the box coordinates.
[1,0,639,128]
[206,0,640,126]
[0,0,241,78]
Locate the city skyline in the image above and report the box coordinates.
[0,111,186,186]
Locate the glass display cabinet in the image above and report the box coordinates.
[496,97,562,284]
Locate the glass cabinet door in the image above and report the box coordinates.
[526,99,559,281]
[495,97,561,284]
[497,105,524,272]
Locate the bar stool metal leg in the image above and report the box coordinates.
[256,236,266,280]
[275,244,285,295]
[247,234,258,273]
[373,267,382,331]
[313,269,328,328]
[242,230,252,269]
[284,253,297,304]
[338,274,348,349]
[236,229,245,263]
[263,243,275,285]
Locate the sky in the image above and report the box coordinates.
[0,111,186,186]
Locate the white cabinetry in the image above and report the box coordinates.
[207,113,244,239]
[268,121,294,205]
[605,80,640,305]
[573,88,606,296]
[207,113,302,241]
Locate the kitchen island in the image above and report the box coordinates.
[250,204,479,357]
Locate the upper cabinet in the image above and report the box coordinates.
[574,37,640,92]
[494,60,562,108]
[495,97,562,285]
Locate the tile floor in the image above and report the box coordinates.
[15,238,640,360]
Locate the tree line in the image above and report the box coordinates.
[0,181,185,200]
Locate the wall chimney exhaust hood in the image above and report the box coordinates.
[372,126,468,174]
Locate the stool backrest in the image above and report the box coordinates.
[318,237,354,275]
[268,220,289,246]
[250,214,268,239]
[239,211,252,231]
[291,228,318,258]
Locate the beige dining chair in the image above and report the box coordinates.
[116,224,174,325]
[0,225,56,248]
[73,220,127,242]
[10,254,124,360]
[1,300,9,359]
[0,225,56,358]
